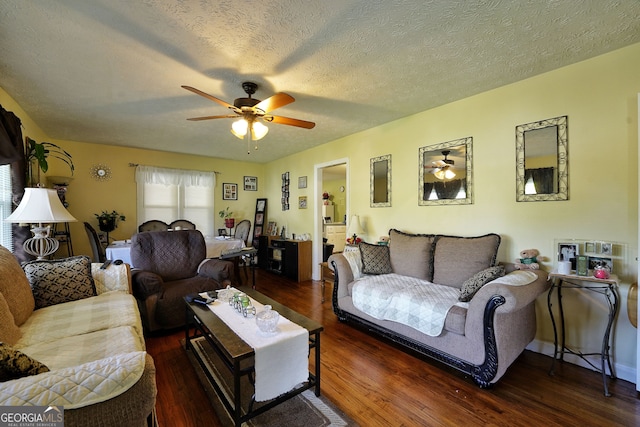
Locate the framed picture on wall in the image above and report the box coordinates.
[299,196,307,209]
[223,183,238,200]
[298,176,307,189]
[244,176,257,191]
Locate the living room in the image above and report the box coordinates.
[1,1,639,424]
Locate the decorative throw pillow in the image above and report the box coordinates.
[0,292,22,345]
[0,245,35,326]
[359,242,392,275]
[22,256,97,309]
[0,342,49,382]
[459,265,505,302]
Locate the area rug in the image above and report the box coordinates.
[185,336,358,427]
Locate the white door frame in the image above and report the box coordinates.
[312,157,349,280]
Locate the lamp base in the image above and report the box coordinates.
[24,225,59,260]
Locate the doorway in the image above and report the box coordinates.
[313,158,348,280]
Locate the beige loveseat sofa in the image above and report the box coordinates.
[0,246,156,426]
[329,229,550,387]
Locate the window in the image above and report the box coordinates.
[0,164,12,250]
[136,166,216,237]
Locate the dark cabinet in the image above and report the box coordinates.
[258,237,312,282]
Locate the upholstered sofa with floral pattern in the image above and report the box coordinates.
[0,246,156,427]
[329,229,550,387]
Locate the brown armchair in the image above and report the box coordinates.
[130,229,233,332]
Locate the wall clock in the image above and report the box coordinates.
[91,164,112,181]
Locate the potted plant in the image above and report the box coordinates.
[25,137,75,186]
[218,207,234,229]
[95,210,126,233]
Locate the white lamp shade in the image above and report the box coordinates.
[5,188,77,223]
[251,121,269,140]
[434,167,455,180]
[347,215,365,236]
[231,118,269,141]
[231,119,248,138]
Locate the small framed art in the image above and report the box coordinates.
[244,176,257,191]
[223,183,238,200]
[298,176,307,189]
[299,196,307,209]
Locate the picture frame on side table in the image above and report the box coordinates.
[600,242,613,256]
[588,256,613,273]
[558,242,578,270]
[223,183,238,200]
[576,255,589,276]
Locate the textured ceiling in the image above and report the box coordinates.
[1,0,639,163]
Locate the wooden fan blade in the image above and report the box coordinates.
[186,114,238,121]
[265,115,316,129]
[181,85,236,110]
[254,93,295,113]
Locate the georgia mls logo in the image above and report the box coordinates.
[0,405,64,427]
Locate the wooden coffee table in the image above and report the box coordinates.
[184,287,323,427]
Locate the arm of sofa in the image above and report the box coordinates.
[328,254,354,300]
[470,269,550,314]
[91,263,132,294]
[131,270,164,300]
[197,258,234,286]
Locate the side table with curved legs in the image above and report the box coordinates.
[547,271,619,397]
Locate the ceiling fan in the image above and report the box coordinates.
[428,150,456,180]
[182,82,315,152]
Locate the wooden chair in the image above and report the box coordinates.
[233,219,252,282]
[138,220,169,233]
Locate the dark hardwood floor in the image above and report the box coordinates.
[145,269,640,426]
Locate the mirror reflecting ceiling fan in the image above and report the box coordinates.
[182,82,315,153]
[428,150,456,180]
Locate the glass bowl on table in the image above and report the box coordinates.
[256,305,279,335]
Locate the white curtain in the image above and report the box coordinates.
[135,166,216,236]
[135,165,215,188]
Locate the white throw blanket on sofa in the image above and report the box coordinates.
[352,273,460,336]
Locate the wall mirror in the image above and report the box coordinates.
[419,137,473,206]
[516,115,568,202]
[370,154,391,207]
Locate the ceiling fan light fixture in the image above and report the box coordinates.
[251,121,269,140]
[231,119,248,138]
[434,167,456,180]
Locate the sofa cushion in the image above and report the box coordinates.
[0,245,35,326]
[359,243,392,275]
[388,229,435,281]
[22,256,97,309]
[432,234,501,287]
[0,342,49,382]
[0,292,21,345]
[458,265,506,302]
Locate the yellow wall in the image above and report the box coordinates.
[263,43,640,376]
[1,41,639,378]
[0,86,265,255]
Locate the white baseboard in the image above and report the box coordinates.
[526,339,636,384]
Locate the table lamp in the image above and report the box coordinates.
[5,187,77,259]
[347,214,365,243]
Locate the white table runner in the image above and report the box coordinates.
[202,292,309,402]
